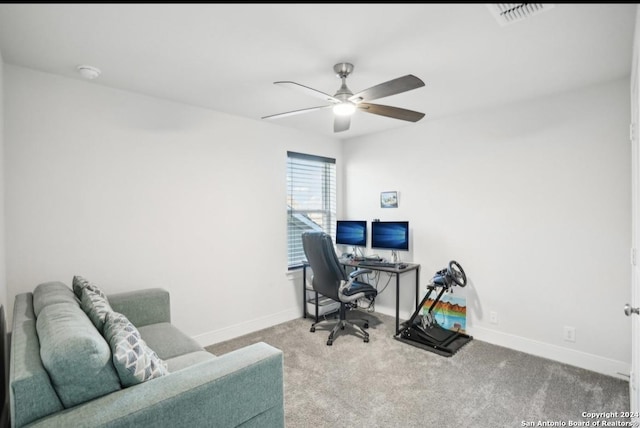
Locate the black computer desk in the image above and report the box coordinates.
[302,260,421,336]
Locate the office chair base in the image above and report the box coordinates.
[310,317,370,345]
[327,320,369,346]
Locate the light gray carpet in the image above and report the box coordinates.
[205,311,629,428]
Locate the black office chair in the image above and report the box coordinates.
[302,231,378,345]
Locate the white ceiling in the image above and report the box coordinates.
[0,3,636,140]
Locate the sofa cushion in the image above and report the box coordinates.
[10,293,64,427]
[103,311,169,387]
[137,322,203,360]
[72,275,106,299]
[80,286,113,333]
[36,302,122,408]
[33,281,79,317]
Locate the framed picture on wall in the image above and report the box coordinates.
[380,191,398,208]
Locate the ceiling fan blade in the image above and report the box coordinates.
[349,75,425,103]
[334,115,350,133]
[262,105,332,120]
[275,81,340,103]
[358,103,425,122]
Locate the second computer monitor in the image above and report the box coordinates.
[371,221,409,251]
[335,220,367,247]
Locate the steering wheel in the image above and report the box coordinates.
[447,260,467,287]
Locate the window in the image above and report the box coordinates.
[287,151,336,269]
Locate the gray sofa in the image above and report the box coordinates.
[9,280,284,428]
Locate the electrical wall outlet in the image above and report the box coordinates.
[563,326,576,342]
[489,311,498,324]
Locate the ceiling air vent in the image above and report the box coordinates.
[487,3,555,26]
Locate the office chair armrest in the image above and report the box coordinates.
[349,269,372,278]
[340,269,373,295]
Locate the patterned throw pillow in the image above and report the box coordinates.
[72,275,107,299]
[80,287,113,333]
[103,311,169,387]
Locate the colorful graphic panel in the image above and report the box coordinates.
[422,293,467,333]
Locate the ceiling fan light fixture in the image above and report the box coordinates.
[333,102,356,116]
[265,63,425,133]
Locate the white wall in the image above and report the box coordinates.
[343,78,631,377]
[3,63,632,377]
[0,52,6,312]
[3,65,342,342]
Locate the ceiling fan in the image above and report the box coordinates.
[262,63,426,133]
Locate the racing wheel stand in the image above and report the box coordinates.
[396,260,473,357]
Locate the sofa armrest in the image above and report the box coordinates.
[107,288,171,327]
[25,342,284,428]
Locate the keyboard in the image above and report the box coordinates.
[358,261,401,268]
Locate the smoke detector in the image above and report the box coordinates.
[77,65,101,80]
[487,3,555,26]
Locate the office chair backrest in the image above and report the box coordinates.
[301,231,347,301]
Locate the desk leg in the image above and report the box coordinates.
[395,272,401,336]
[416,267,420,308]
[302,266,307,319]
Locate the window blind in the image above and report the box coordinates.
[287,151,336,269]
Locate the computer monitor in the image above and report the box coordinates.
[335,220,367,247]
[371,221,409,251]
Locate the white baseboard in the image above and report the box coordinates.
[376,306,629,380]
[193,308,300,347]
[469,325,630,380]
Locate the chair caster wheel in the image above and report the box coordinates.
[364,337,369,343]
[327,340,333,346]
[310,326,315,333]
[364,323,369,329]
[341,325,345,330]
